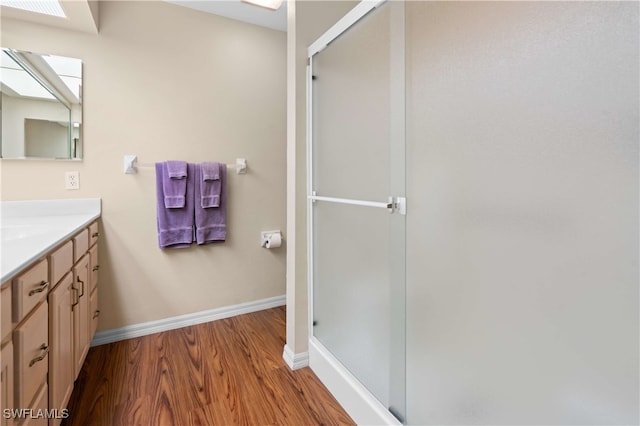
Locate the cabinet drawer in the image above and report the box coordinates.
[12,259,48,324]
[73,229,89,264]
[14,301,48,408]
[49,241,73,287]
[20,382,47,426]
[89,221,99,247]
[1,284,11,343]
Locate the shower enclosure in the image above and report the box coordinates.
[306,1,638,425]
[307,1,406,422]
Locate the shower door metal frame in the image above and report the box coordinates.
[306,0,406,424]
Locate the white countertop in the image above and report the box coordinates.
[0,198,101,284]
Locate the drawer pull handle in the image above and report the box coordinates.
[92,265,100,272]
[77,277,85,298]
[92,232,100,238]
[28,281,49,296]
[29,344,49,367]
[93,310,101,319]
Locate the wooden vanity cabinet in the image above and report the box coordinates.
[0,219,100,426]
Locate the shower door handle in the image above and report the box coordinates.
[309,193,406,215]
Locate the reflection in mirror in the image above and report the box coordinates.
[0,48,82,160]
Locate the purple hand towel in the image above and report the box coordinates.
[156,162,195,248]
[163,160,188,208]
[200,162,221,208]
[195,163,226,245]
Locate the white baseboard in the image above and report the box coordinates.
[309,338,401,426]
[91,295,286,347]
[282,344,309,370]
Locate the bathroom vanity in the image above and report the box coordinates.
[0,199,101,425]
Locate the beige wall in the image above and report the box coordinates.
[286,0,357,356]
[1,1,287,331]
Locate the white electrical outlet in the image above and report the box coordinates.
[65,171,80,190]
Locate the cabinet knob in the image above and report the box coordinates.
[93,265,100,272]
[92,232,100,238]
[93,310,101,319]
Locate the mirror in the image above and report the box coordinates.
[0,48,82,160]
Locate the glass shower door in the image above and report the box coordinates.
[308,0,406,421]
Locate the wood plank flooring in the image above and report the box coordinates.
[62,307,354,426]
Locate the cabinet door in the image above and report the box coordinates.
[48,273,74,417]
[89,245,99,295]
[72,255,90,379]
[89,244,99,340]
[89,289,99,340]
[1,340,13,426]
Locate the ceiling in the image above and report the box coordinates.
[0,0,287,34]
[164,1,287,32]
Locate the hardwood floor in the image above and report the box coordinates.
[63,307,354,426]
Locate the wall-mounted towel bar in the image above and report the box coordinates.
[124,155,247,174]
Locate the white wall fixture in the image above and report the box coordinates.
[261,230,282,248]
[235,158,247,174]
[123,154,138,174]
[64,171,80,189]
[123,156,248,174]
